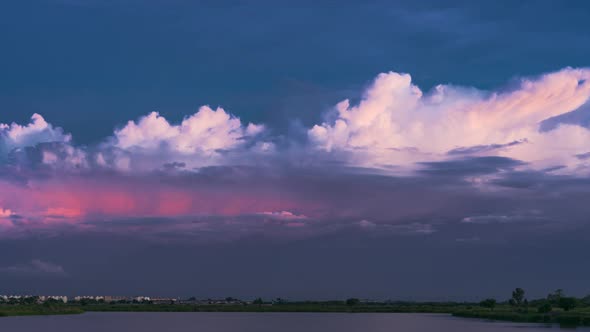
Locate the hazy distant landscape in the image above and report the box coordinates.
[3,288,590,327]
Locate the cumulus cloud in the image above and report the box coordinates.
[3,141,88,172]
[0,114,71,155]
[2,67,590,240]
[309,67,590,173]
[106,106,268,170]
[2,107,270,172]
[5,67,590,176]
[0,114,86,171]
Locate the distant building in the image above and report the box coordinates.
[38,296,68,303]
[73,296,104,302]
[150,297,178,304]
[176,298,245,305]
[133,296,151,302]
[0,295,28,300]
[104,296,130,303]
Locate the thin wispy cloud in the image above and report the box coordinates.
[0,260,67,277]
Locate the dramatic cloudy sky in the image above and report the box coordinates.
[1,0,590,301]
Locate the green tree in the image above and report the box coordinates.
[559,297,577,311]
[511,288,525,307]
[547,289,564,304]
[346,298,360,306]
[253,298,264,306]
[537,302,552,313]
[22,296,38,305]
[479,298,496,310]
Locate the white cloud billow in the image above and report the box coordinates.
[309,67,590,173]
[114,106,264,154]
[102,106,270,170]
[0,114,71,154]
[3,67,590,176]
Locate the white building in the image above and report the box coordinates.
[74,296,105,302]
[39,295,68,303]
[133,296,151,302]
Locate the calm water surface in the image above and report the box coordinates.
[1,312,589,332]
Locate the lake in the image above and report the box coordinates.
[1,312,588,331]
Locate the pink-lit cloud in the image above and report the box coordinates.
[0,114,71,154]
[0,207,14,228]
[0,172,319,235]
[1,67,590,239]
[4,68,590,175]
[105,106,270,170]
[309,67,590,174]
[0,207,13,218]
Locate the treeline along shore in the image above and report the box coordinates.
[2,288,590,327]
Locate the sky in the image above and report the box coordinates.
[1,0,590,301]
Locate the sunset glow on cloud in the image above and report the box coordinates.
[309,68,590,173]
[2,68,590,237]
[0,173,312,232]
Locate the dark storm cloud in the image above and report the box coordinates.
[418,156,525,176]
[0,161,584,243]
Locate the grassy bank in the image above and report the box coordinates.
[453,306,590,327]
[0,302,467,317]
[0,305,84,317]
